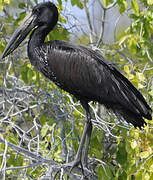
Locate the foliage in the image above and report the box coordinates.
[0,0,152,179]
[99,0,153,179]
[0,0,10,10]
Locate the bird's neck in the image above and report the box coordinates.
[28,25,50,65]
[28,26,49,48]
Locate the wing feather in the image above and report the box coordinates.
[37,40,152,128]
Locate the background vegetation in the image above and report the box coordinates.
[0,0,152,179]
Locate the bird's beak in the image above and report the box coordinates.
[1,12,36,59]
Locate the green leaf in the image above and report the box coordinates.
[41,124,49,137]
[27,68,34,84]
[40,115,47,125]
[48,25,69,41]
[7,153,23,167]
[124,65,130,74]
[131,0,139,15]
[18,2,26,9]
[131,140,137,149]
[129,13,139,20]
[0,0,10,10]
[34,0,38,4]
[116,141,127,166]
[117,0,127,14]
[77,0,84,9]
[135,170,143,180]
[71,0,83,9]
[139,151,150,159]
[103,0,114,7]
[119,34,131,46]
[71,0,76,6]
[57,0,62,6]
[48,117,55,126]
[20,64,28,84]
[0,41,5,55]
[4,0,10,3]
[97,165,114,180]
[0,2,3,10]
[118,170,127,180]
[147,0,153,5]
[49,123,56,131]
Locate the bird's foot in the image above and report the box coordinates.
[82,163,88,169]
[69,159,91,180]
[70,159,84,174]
[66,160,92,180]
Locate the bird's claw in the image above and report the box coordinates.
[69,159,84,174]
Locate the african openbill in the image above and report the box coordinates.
[2,2,152,170]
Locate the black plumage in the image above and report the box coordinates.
[2,2,152,168]
[29,39,151,128]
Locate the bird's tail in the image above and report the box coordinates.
[108,104,148,128]
[105,68,152,128]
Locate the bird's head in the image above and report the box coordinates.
[1,2,58,58]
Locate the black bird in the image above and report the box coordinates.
[2,2,152,169]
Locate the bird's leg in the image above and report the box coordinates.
[70,117,89,170]
[83,118,92,168]
[70,101,90,172]
[81,101,92,168]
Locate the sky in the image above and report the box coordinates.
[37,0,131,44]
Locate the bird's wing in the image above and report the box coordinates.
[40,40,152,123]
